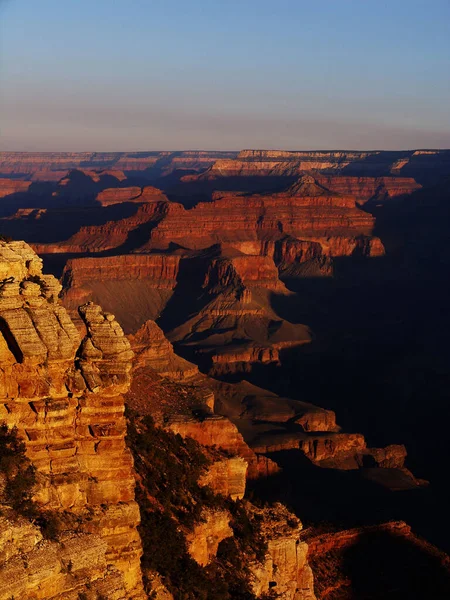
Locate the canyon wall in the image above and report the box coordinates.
[187,148,450,184]
[0,151,237,179]
[0,241,144,598]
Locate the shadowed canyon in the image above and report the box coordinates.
[1,148,450,599]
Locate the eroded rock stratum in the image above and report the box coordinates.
[0,241,144,599]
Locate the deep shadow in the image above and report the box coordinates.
[336,529,450,599]
[238,179,450,553]
[0,169,151,218]
[0,202,141,244]
[165,175,298,207]
[157,253,213,334]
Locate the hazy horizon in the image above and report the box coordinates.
[1,0,449,151]
[1,146,450,154]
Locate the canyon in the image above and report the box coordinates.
[1,148,450,598]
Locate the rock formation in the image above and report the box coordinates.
[186,508,233,566]
[0,178,31,198]
[128,319,199,379]
[61,254,180,331]
[96,185,167,207]
[0,151,237,180]
[0,241,144,598]
[315,175,421,204]
[183,148,450,184]
[145,186,381,256]
[250,503,315,599]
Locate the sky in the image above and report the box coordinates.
[1,0,450,151]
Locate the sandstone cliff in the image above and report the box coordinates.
[0,241,144,598]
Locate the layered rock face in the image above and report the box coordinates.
[0,241,144,598]
[61,254,180,331]
[2,149,449,185]
[59,245,313,360]
[0,509,134,600]
[0,151,237,179]
[315,175,422,204]
[147,187,380,256]
[16,173,384,263]
[249,428,408,474]
[63,254,180,287]
[184,151,383,179]
[186,148,450,183]
[165,247,312,373]
[0,178,32,198]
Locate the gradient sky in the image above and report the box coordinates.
[1,0,450,151]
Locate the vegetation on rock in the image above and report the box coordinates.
[126,410,268,600]
[0,423,36,517]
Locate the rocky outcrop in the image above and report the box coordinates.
[166,247,312,373]
[63,253,180,288]
[0,508,131,600]
[0,241,144,597]
[167,415,279,480]
[199,456,248,500]
[250,428,407,473]
[25,172,384,261]
[250,503,316,600]
[96,186,143,206]
[96,185,167,206]
[128,320,199,379]
[186,508,233,566]
[204,251,287,292]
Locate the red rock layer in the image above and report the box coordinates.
[315,175,421,204]
[62,254,180,288]
[0,178,31,198]
[0,151,237,178]
[96,185,167,206]
[147,191,380,256]
[61,254,180,332]
[185,149,450,181]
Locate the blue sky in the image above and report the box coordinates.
[1,0,449,150]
